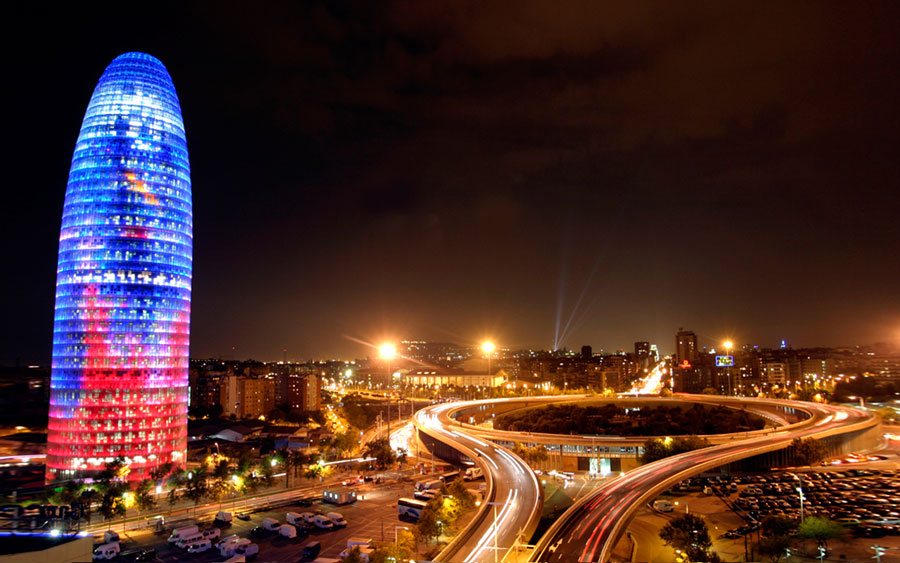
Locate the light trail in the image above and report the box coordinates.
[626,362,666,395]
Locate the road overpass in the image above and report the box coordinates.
[413,395,879,563]
[529,397,879,562]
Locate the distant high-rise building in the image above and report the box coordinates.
[220,376,275,419]
[581,345,593,360]
[675,329,699,366]
[46,53,191,483]
[634,342,650,357]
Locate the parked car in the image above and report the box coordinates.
[301,541,321,561]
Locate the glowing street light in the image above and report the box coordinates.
[379,343,397,360]
[482,341,496,390]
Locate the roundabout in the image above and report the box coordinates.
[412,394,881,562]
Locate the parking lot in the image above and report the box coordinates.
[659,466,900,545]
[113,479,418,562]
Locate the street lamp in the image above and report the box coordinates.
[723,340,734,395]
[795,474,805,522]
[395,525,409,554]
[485,500,509,563]
[380,343,397,440]
[482,341,495,393]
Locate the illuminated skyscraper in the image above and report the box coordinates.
[46,53,191,482]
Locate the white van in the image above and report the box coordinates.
[653,500,674,512]
[187,539,213,554]
[203,527,222,541]
[93,543,120,561]
[464,467,483,481]
[279,524,297,538]
[415,479,441,492]
[301,511,316,524]
[215,511,233,524]
[327,512,347,527]
[220,538,251,558]
[313,514,334,529]
[215,534,240,549]
[339,546,374,562]
[177,532,205,549]
[169,524,199,543]
[286,511,304,526]
[344,538,374,550]
[262,517,280,531]
[236,542,259,558]
[103,531,120,544]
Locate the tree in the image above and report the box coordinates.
[79,486,100,524]
[98,483,127,523]
[446,478,475,511]
[50,479,82,506]
[396,447,409,465]
[257,458,276,488]
[641,438,670,464]
[361,438,395,469]
[182,466,209,512]
[659,513,716,562]
[304,463,324,480]
[133,479,156,514]
[369,528,418,563]
[527,445,549,465]
[341,545,363,563]
[417,495,445,543]
[761,515,796,538]
[149,462,174,484]
[796,517,846,548]
[642,436,711,464]
[757,534,793,563]
[790,437,828,466]
[167,469,187,506]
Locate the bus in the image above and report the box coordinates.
[398,498,428,522]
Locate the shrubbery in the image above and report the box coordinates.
[494,403,765,436]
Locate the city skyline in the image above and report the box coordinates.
[3,4,899,363]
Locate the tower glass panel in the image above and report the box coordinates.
[46,52,191,483]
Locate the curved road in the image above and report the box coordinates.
[414,402,542,563]
[530,397,878,562]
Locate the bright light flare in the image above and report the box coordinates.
[482,341,495,355]
[379,343,397,359]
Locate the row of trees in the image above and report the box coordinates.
[641,436,712,464]
[757,515,846,563]
[660,512,849,563]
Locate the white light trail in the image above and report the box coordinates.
[475,448,499,470]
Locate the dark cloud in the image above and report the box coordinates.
[1,2,898,363]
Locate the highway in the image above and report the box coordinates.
[414,402,543,563]
[529,397,878,562]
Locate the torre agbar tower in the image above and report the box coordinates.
[46,53,191,483]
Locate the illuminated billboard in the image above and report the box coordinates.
[715,355,734,367]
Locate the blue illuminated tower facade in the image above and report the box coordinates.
[47,53,192,482]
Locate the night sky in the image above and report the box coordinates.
[3,2,899,364]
